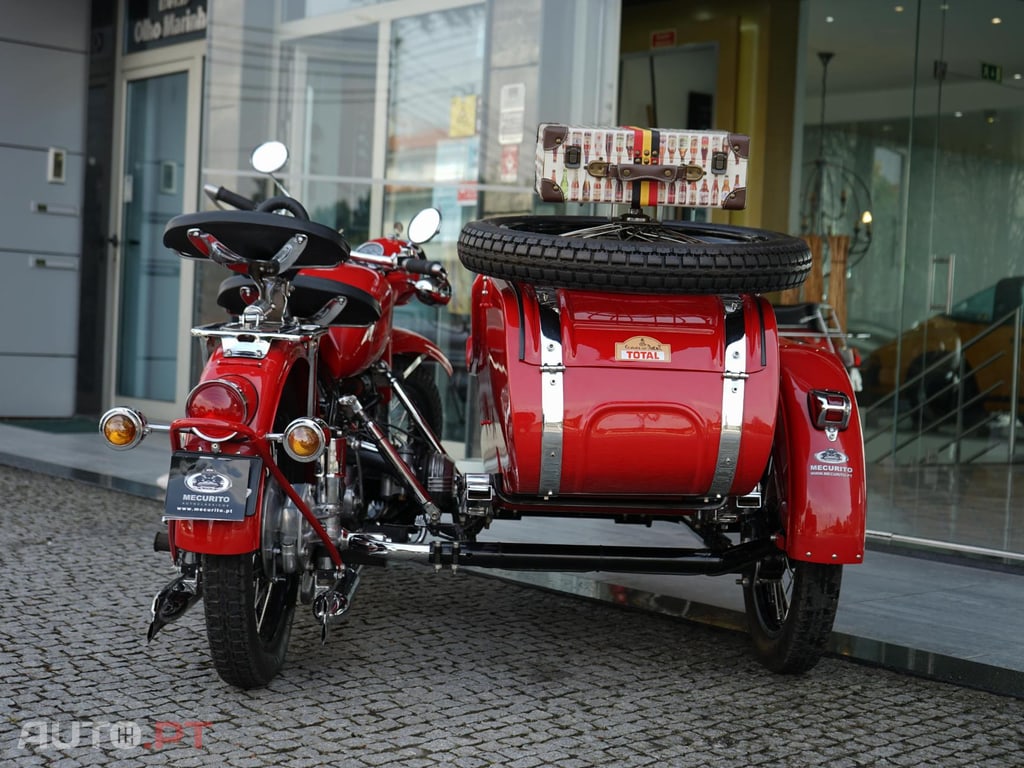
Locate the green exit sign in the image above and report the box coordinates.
[981,62,1003,83]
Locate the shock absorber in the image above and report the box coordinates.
[338,394,444,524]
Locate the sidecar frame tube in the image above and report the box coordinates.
[344,535,776,575]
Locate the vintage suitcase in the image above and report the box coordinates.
[534,123,749,209]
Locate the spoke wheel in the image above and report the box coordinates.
[743,555,842,674]
[742,454,842,674]
[202,546,298,688]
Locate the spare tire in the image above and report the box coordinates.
[457,215,810,294]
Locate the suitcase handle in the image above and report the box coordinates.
[586,161,708,183]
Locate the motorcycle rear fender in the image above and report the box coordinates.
[776,341,866,565]
[392,327,454,376]
[171,340,311,556]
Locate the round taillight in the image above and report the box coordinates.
[186,378,256,441]
[99,408,147,450]
[282,418,328,463]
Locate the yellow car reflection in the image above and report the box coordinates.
[861,276,1024,419]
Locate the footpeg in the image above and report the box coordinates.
[147,575,201,642]
[312,566,361,643]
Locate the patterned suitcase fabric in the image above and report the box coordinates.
[535,123,749,210]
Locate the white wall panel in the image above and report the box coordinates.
[2,1,89,52]
[0,42,88,151]
[0,1,89,417]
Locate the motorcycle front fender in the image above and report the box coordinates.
[775,342,866,565]
[392,327,454,376]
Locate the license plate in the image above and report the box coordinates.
[163,452,262,522]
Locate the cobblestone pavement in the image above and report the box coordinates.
[2,466,1023,767]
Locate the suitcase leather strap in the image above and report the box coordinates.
[585,160,706,184]
[631,127,657,207]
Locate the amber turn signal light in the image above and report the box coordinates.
[99,408,147,450]
[282,418,328,463]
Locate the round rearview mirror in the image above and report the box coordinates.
[251,141,289,174]
[407,208,442,245]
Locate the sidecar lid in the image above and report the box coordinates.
[163,210,350,269]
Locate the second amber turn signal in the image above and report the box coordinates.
[282,418,328,462]
[99,408,147,451]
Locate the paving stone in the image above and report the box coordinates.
[2,466,1024,767]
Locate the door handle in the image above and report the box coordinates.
[929,254,956,313]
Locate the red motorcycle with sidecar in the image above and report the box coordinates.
[100,126,865,687]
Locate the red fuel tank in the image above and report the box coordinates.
[303,263,395,380]
[469,277,779,500]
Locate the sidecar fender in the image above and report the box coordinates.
[392,328,454,377]
[776,341,866,565]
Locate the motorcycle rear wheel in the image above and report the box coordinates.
[743,556,842,673]
[202,550,298,688]
[457,215,810,294]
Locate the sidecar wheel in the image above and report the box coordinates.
[202,552,298,688]
[742,556,842,673]
[457,215,810,294]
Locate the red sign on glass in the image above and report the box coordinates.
[650,29,677,49]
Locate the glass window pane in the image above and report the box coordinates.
[385,5,486,444]
[118,72,186,401]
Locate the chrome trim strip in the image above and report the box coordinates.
[707,297,747,497]
[191,321,330,343]
[537,296,564,498]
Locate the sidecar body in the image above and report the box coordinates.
[467,275,866,566]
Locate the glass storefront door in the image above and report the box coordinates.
[112,55,202,419]
[117,71,186,402]
[894,1,1024,464]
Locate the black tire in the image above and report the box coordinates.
[202,550,298,688]
[742,452,841,673]
[457,215,811,294]
[743,556,842,674]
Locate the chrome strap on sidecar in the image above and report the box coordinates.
[536,290,564,498]
[706,296,748,498]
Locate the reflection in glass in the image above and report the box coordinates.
[386,6,485,445]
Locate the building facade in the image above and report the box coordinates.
[4,0,1024,549]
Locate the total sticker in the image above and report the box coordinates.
[614,335,671,363]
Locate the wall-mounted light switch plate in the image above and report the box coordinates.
[47,147,66,184]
